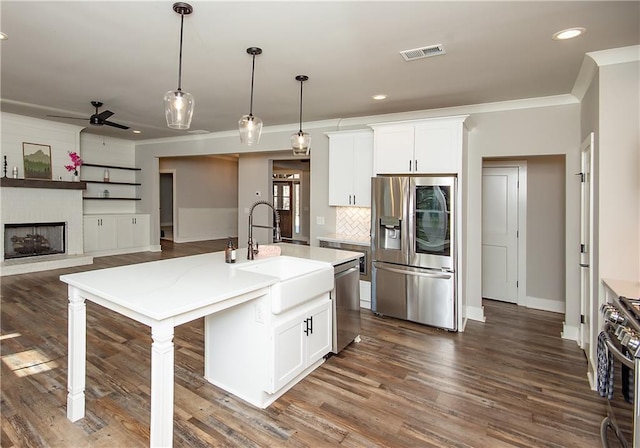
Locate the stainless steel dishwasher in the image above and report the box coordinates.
[332,259,361,354]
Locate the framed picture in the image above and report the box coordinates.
[23,142,52,179]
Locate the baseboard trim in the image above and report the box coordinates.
[561,323,580,342]
[524,296,565,314]
[466,305,486,323]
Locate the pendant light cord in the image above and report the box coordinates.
[177,11,185,91]
[249,54,256,116]
[298,80,304,133]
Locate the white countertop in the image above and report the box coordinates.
[60,252,278,322]
[60,245,363,323]
[316,234,371,247]
[602,278,640,299]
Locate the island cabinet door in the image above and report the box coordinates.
[305,301,332,362]
[268,299,332,394]
[270,316,305,393]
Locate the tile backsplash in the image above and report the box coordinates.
[336,207,371,238]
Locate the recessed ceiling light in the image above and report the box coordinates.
[132,130,141,134]
[553,27,586,40]
[0,32,8,40]
[372,94,388,101]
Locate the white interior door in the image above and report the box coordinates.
[482,166,519,303]
[580,133,594,356]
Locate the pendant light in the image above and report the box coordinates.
[239,47,263,145]
[291,75,310,156]
[164,2,194,130]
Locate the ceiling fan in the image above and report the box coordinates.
[47,101,130,130]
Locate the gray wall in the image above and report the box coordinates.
[526,155,566,304]
[159,156,238,209]
[465,104,581,326]
[158,155,239,241]
[598,60,640,280]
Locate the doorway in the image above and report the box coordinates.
[482,161,527,304]
[580,133,594,362]
[159,170,176,241]
[271,159,310,244]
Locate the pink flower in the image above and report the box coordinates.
[65,151,83,173]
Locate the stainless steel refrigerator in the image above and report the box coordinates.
[371,175,457,330]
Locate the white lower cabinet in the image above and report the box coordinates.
[83,215,117,253]
[204,292,331,408]
[83,214,150,256]
[270,300,331,393]
[116,214,149,249]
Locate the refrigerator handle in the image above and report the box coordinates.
[375,263,452,279]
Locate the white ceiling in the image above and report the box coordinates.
[1,1,639,141]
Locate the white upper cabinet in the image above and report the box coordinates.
[327,130,373,207]
[371,115,468,174]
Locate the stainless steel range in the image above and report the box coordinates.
[599,295,640,447]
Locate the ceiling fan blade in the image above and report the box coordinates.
[103,120,130,130]
[95,110,114,121]
[46,114,89,121]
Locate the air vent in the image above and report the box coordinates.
[400,44,446,61]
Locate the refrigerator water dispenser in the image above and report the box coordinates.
[380,216,401,250]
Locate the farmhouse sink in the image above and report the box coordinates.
[235,256,334,314]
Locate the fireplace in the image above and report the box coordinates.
[4,222,66,260]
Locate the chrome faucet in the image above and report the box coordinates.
[247,200,281,260]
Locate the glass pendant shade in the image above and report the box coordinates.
[164,89,194,130]
[291,75,310,156]
[239,114,263,145]
[165,2,194,130]
[239,47,263,145]
[291,131,311,156]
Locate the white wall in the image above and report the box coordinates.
[80,133,137,215]
[1,113,83,180]
[0,113,86,269]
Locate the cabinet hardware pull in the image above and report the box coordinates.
[409,160,412,171]
[415,160,418,172]
[353,195,355,204]
[304,318,310,336]
[308,316,313,335]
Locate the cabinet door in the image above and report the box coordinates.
[352,131,374,206]
[328,134,356,206]
[305,301,332,362]
[373,125,414,174]
[116,214,149,248]
[84,215,117,253]
[116,216,135,248]
[83,216,100,253]
[414,121,461,174]
[271,317,305,393]
[132,214,149,247]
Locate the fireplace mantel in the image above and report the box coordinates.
[1,177,86,190]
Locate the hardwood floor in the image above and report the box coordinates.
[1,240,608,447]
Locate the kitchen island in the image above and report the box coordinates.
[60,244,361,448]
